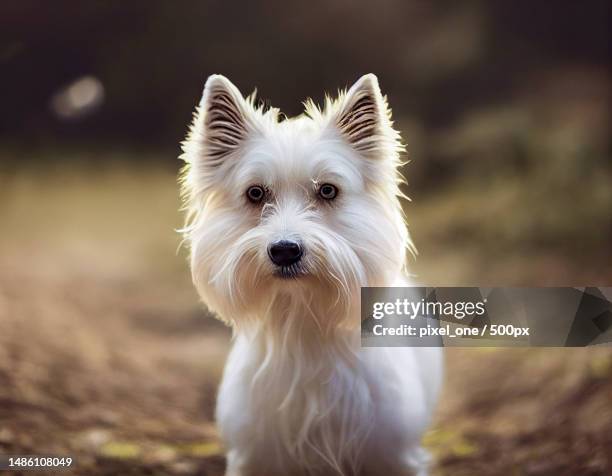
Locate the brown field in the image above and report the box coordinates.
[0,160,610,475]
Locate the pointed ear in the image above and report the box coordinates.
[333,74,396,157]
[185,74,255,167]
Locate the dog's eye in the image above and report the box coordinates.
[318,183,338,200]
[246,185,266,203]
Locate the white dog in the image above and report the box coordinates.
[180,74,443,476]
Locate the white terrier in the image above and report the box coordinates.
[180,74,443,476]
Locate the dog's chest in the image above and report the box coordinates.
[216,334,374,471]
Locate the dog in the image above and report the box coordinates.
[180,74,443,476]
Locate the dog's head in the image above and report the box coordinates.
[181,74,412,327]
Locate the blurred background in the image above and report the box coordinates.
[0,1,610,475]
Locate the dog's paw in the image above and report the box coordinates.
[404,446,432,476]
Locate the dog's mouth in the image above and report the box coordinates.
[273,263,307,279]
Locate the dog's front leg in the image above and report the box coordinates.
[224,450,245,476]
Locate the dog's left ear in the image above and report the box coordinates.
[332,74,398,158]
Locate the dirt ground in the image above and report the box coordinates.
[0,163,610,475]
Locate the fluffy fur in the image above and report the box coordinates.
[180,73,443,476]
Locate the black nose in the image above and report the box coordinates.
[268,240,303,267]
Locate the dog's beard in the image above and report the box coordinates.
[195,220,366,335]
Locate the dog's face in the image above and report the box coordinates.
[181,74,410,326]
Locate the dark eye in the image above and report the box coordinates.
[246,185,265,203]
[318,183,338,200]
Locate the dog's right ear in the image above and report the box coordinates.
[181,75,261,204]
[185,75,257,167]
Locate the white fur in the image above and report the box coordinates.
[180,73,443,476]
